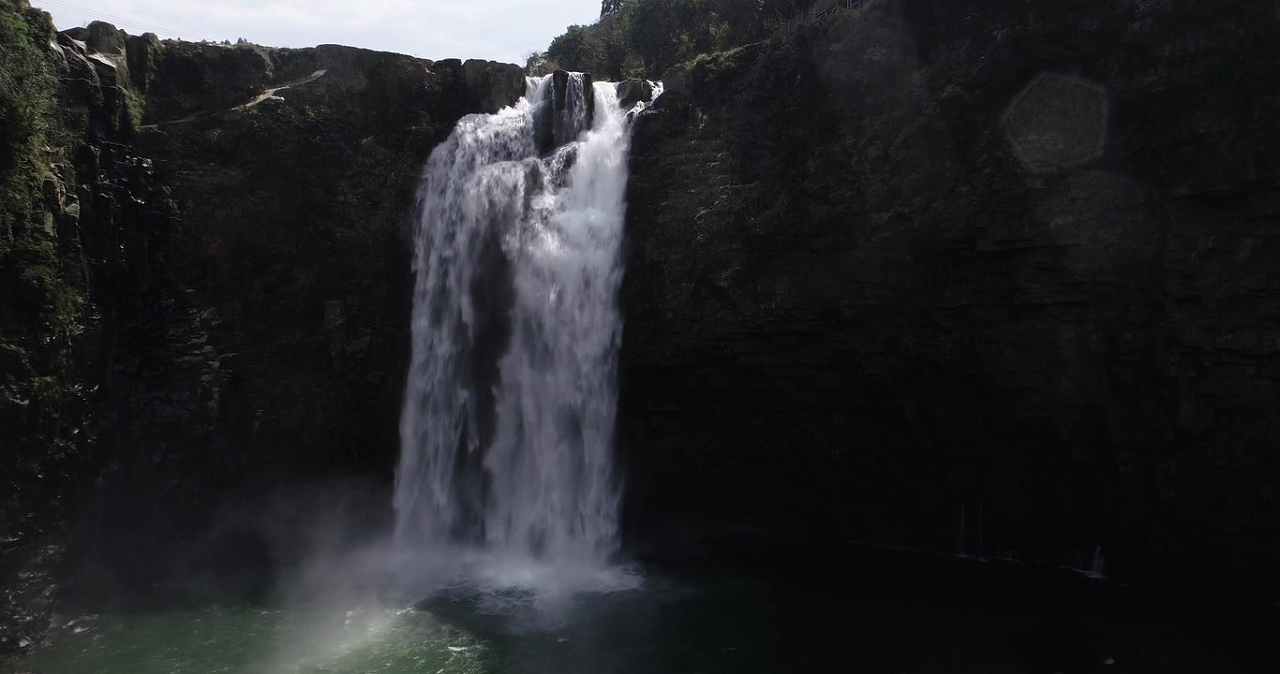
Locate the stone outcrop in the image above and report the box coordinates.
[619,0,1280,601]
[460,58,527,115]
[615,79,654,109]
[536,70,597,155]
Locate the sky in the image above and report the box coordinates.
[31,0,603,65]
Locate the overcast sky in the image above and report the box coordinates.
[32,0,603,64]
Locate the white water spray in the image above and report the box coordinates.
[395,74,651,597]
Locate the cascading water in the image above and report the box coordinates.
[394,74,649,595]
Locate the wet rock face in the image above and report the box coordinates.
[0,545,60,657]
[620,0,1280,600]
[551,69,595,124]
[2,10,198,645]
[1,6,529,656]
[62,38,529,603]
[2,4,146,657]
[536,70,596,155]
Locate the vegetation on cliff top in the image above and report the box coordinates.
[535,0,809,78]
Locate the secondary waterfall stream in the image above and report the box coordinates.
[394,73,643,596]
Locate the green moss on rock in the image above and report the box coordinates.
[1,0,91,658]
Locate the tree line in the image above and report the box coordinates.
[531,0,812,79]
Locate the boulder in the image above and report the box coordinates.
[659,63,691,99]
[85,20,126,54]
[615,78,654,108]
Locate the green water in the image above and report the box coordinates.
[24,606,488,674]
[18,547,1280,673]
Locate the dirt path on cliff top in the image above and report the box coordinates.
[166,69,328,125]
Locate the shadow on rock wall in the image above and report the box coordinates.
[619,0,1280,601]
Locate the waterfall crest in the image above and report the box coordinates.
[395,74,647,595]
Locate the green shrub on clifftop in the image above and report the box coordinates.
[540,0,810,78]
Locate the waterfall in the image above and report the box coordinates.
[394,74,645,594]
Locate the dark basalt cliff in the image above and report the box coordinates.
[620,0,1280,599]
[4,0,1280,660]
[0,0,524,655]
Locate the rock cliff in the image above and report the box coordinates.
[620,0,1280,600]
[0,0,524,655]
[5,0,1280,659]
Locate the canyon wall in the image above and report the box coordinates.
[619,0,1280,599]
[5,0,1280,658]
[0,0,523,653]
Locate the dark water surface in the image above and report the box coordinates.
[20,544,1278,673]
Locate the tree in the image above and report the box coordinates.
[597,20,630,80]
[546,25,599,73]
[549,0,809,80]
[712,0,766,46]
[524,51,554,76]
[622,0,699,77]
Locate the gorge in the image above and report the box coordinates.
[3,0,1280,671]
